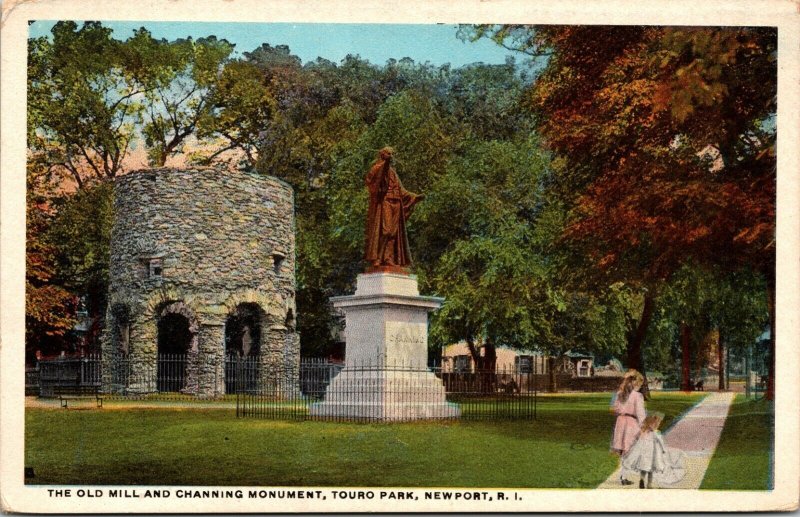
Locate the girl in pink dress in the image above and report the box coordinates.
[610,370,645,485]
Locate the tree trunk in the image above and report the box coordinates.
[766,270,775,401]
[85,280,107,354]
[548,356,558,393]
[626,291,655,399]
[483,342,497,371]
[465,337,480,370]
[480,341,497,393]
[717,330,725,391]
[680,322,692,392]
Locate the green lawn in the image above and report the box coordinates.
[701,395,774,490]
[25,392,702,488]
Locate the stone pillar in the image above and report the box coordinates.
[310,273,459,421]
[197,322,225,397]
[129,317,157,394]
[182,350,199,395]
[257,324,283,396]
[100,313,114,394]
[283,330,301,397]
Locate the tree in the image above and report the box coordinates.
[28,21,140,187]
[444,59,533,140]
[29,23,668,374]
[419,136,627,381]
[196,59,276,168]
[326,90,458,281]
[47,181,115,342]
[246,50,375,355]
[470,25,777,397]
[647,263,768,390]
[244,54,553,357]
[709,268,769,387]
[651,265,718,390]
[29,22,237,177]
[125,30,235,167]
[291,89,455,356]
[25,162,76,361]
[27,23,239,355]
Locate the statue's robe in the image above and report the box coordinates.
[364,160,421,268]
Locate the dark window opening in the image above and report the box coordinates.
[454,355,471,373]
[157,313,191,392]
[225,305,262,357]
[272,253,285,274]
[516,355,533,374]
[149,258,163,279]
[225,303,263,394]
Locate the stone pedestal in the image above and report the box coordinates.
[310,273,459,421]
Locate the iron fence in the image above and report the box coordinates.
[441,366,538,421]
[157,353,187,393]
[298,357,345,398]
[106,352,213,398]
[25,366,40,396]
[34,355,539,420]
[38,355,102,397]
[236,361,537,422]
[36,353,261,400]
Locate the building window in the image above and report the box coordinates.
[516,355,533,374]
[149,258,163,279]
[272,253,285,274]
[454,355,471,373]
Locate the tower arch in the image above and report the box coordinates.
[102,167,298,396]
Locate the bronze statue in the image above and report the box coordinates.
[364,147,424,272]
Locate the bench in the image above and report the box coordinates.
[53,385,103,408]
[694,379,704,391]
[498,379,521,394]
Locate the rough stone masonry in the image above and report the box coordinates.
[101,167,299,397]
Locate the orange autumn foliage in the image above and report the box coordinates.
[525,26,776,279]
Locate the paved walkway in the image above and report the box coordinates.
[597,391,736,489]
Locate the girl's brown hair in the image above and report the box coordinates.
[617,370,643,404]
[641,412,664,432]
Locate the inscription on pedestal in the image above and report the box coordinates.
[387,326,425,366]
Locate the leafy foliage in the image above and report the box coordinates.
[47,182,114,318]
[28,21,237,181]
[28,22,136,186]
[129,31,235,166]
[26,22,774,383]
[470,25,776,389]
[25,163,76,359]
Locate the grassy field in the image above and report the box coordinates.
[700,395,774,490]
[25,392,702,488]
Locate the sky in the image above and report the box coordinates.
[28,21,518,68]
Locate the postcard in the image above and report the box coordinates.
[1,0,798,513]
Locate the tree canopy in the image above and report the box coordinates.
[26,22,775,399]
[467,24,776,396]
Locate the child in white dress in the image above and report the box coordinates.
[622,412,687,488]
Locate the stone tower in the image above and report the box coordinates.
[102,167,298,397]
